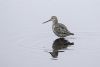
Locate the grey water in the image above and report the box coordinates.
[0,0,100,67]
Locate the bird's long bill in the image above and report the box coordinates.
[42,19,51,24]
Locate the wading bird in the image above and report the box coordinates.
[43,16,74,37]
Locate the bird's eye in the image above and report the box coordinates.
[52,18,55,21]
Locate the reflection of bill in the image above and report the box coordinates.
[49,38,74,58]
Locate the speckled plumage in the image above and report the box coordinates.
[43,16,74,37]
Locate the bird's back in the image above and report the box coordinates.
[52,23,73,37]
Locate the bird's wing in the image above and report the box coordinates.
[54,23,69,34]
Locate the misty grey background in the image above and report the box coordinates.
[0,0,100,67]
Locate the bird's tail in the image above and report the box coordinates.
[69,32,74,35]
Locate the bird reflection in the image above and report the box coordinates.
[49,38,74,58]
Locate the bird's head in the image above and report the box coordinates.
[43,16,58,24]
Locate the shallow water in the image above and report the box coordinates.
[0,0,100,67]
[0,30,100,67]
